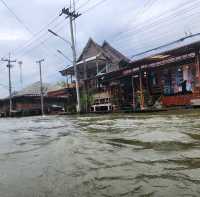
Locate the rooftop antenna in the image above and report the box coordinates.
[184,26,193,37]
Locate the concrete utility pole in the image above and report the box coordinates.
[60,6,81,113]
[18,61,23,89]
[36,59,45,116]
[1,53,16,116]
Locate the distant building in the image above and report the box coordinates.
[0,82,68,116]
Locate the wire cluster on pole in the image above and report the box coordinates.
[60,7,81,18]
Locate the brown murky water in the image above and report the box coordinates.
[0,110,200,197]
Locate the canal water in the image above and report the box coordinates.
[0,110,200,197]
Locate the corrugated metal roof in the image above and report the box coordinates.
[14,82,55,97]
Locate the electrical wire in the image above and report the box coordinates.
[81,0,109,14]
[130,32,200,59]
[2,0,108,60]
[0,0,70,64]
[77,0,92,10]
[108,0,200,58]
[112,0,200,42]
[115,4,200,47]
[13,18,66,57]
[0,0,32,34]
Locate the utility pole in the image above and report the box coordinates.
[60,6,81,113]
[36,59,45,116]
[18,61,23,89]
[1,53,16,116]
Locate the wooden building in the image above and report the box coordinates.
[93,40,200,111]
[59,37,200,112]
[60,38,130,112]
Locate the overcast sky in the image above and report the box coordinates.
[0,0,200,97]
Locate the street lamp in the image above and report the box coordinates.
[48,28,81,113]
[48,29,72,48]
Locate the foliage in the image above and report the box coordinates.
[80,90,95,113]
[56,81,66,88]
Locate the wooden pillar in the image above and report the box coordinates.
[132,76,136,111]
[66,75,69,88]
[71,74,73,84]
[83,61,88,113]
[106,63,108,73]
[96,59,99,75]
[83,61,87,80]
[145,69,150,94]
[139,66,145,110]
[195,50,200,91]
[96,59,99,88]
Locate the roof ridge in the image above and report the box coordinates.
[102,41,130,62]
[77,38,108,62]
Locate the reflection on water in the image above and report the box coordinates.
[0,110,200,196]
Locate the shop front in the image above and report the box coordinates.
[100,40,200,111]
[128,41,200,109]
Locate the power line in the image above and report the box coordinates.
[0,0,69,65]
[11,15,62,55]
[81,0,109,14]
[134,0,156,19]
[0,0,32,34]
[77,0,92,10]
[111,0,200,42]
[122,18,200,58]
[110,0,161,41]
[17,0,198,59]
[0,16,62,69]
[16,22,67,60]
[13,18,67,57]
[1,0,107,62]
[77,0,91,10]
[109,0,200,55]
[14,0,105,62]
[115,5,200,47]
[127,1,200,37]
[131,32,200,59]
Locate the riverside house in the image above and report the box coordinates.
[59,38,200,113]
[93,40,200,111]
[60,38,130,112]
